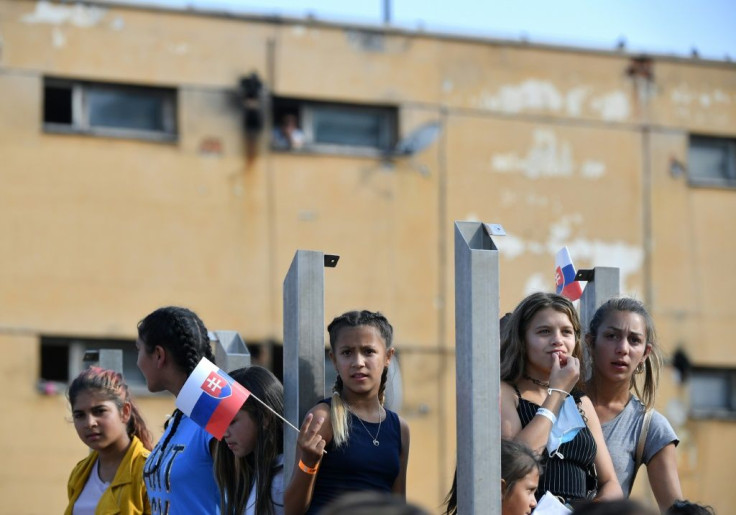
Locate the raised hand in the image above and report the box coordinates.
[298,413,326,467]
[549,352,579,393]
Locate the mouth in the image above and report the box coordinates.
[351,373,369,381]
[611,360,629,370]
[86,433,102,441]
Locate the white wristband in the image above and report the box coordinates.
[536,407,557,425]
[548,388,570,398]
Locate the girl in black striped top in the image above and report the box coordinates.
[499,293,622,506]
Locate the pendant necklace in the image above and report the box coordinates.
[348,399,383,446]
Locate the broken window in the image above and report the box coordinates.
[43,78,177,141]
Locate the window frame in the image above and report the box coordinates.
[689,366,736,420]
[271,97,398,157]
[43,77,178,143]
[687,134,736,189]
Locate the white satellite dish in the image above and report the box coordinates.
[392,120,442,156]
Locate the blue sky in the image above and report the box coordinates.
[116,0,736,61]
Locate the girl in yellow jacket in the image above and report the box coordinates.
[65,366,154,515]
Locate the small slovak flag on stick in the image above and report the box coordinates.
[176,358,251,440]
[555,246,583,301]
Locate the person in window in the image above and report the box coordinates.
[272,114,305,150]
[585,298,682,512]
[65,367,154,515]
[136,306,220,514]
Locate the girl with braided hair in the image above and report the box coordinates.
[65,366,153,515]
[284,310,411,515]
[136,306,220,515]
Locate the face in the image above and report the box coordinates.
[502,469,539,515]
[330,325,394,398]
[590,310,650,383]
[136,338,162,393]
[72,390,130,452]
[524,307,576,378]
[223,408,258,458]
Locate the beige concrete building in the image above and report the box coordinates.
[1,0,735,512]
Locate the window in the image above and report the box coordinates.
[43,78,177,141]
[39,336,150,395]
[689,367,736,419]
[688,135,736,187]
[272,97,397,155]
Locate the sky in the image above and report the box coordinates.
[113,0,736,61]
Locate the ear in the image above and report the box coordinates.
[501,478,507,496]
[154,345,167,369]
[385,347,395,366]
[329,350,337,367]
[120,401,132,424]
[642,343,652,360]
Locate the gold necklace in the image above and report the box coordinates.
[347,400,383,446]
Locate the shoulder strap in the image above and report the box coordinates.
[629,409,653,493]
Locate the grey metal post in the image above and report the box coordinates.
[283,250,328,483]
[211,330,251,372]
[454,221,503,515]
[578,267,621,334]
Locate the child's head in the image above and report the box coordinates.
[136,306,215,392]
[215,366,284,515]
[666,500,716,515]
[327,310,395,447]
[501,440,542,515]
[500,292,582,384]
[574,499,657,515]
[587,297,661,409]
[68,366,153,451]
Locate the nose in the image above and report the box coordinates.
[614,336,629,354]
[85,414,97,428]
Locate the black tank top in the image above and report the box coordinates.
[514,384,596,501]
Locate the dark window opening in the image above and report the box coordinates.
[40,341,69,382]
[43,85,73,125]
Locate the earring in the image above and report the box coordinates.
[635,361,645,374]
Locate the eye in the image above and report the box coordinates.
[72,412,84,420]
[341,349,351,356]
[538,329,550,335]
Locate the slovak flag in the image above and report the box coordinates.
[175,357,250,440]
[555,246,583,301]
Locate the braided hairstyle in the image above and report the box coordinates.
[68,366,153,450]
[137,306,215,473]
[327,310,394,448]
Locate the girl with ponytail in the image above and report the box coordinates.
[284,310,411,515]
[136,306,220,514]
[65,366,153,515]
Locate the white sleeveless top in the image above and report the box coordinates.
[72,459,110,515]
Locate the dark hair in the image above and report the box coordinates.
[500,292,583,387]
[666,500,716,515]
[327,310,394,447]
[574,499,658,515]
[138,306,215,473]
[68,366,153,451]
[213,366,284,515]
[444,440,542,515]
[586,297,662,409]
[321,491,428,515]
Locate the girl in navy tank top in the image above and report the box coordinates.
[284,310,411,515]
[499,293,622,505]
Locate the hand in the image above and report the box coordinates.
[297,413,326,467]
[549,353,579,393]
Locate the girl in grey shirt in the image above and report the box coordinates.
[585,298,682,512]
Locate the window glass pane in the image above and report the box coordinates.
[81,341,146,387]
[690,372,729,410]
[312,108,385,148]
[87,88,167,132]
[688,137,735,181]
[44,85,73,125]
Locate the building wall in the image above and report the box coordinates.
[1,1,735,512]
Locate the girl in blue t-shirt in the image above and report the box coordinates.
[284,310,411,515]
[136,306,220,515]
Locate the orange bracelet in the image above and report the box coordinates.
[298,459,319,475]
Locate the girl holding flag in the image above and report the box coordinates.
[500,292,622,506]
[65,367,153,515]
[585,298,681,511]
[214,366,286,515]
[136,306,220,514]
[284,310,410,515]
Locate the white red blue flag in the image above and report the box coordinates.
[175,357,250,440]
[555,246,583,301]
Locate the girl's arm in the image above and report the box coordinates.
[392,416,411,497]
[646,443,682,512]
[580,396,623,500]
[284,405,331,515]
[501,355,579,453]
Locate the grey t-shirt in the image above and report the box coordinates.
[601,395,679,496]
